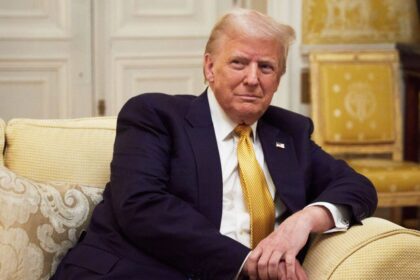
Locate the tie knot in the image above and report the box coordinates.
[234,125,252,138]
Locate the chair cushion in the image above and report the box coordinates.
[4,117,116,187]
[0,166,104,279]
[0,119,4,166]
[348,159,420,192]
[303,217,420,279]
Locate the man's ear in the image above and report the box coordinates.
[204,53,215,82]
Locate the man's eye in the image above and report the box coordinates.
[231,60,244,68]
[260,64,274,73]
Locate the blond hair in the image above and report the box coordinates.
[204,9,295,77]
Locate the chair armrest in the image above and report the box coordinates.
[303,217,420,279]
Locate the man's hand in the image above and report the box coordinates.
[277,260,307,280]
[243,258,307,280]
[243,206,334,279]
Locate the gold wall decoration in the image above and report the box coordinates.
[303,0,420,44]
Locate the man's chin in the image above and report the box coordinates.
[234,109,264,125]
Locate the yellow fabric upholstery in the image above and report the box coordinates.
[321,63,395,144]
[310,51,403,159]
[303,217,420,279]
[310,51,420,212]
[0,119,5,166]
[4,117,116,187]
[349,159,420,192]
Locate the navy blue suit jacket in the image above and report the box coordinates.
[53,91,377,279]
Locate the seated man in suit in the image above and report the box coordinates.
[53,9,377,280]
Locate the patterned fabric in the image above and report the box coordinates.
[0,166,103,280]
[235,125,275,248]
[320,62,395,144]
[303,217,420,279]
[348,159,420,192]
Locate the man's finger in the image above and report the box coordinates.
[257,247,274,280]
[295,261,308,280]
[285,254,296,280]
[278,261,286,280]
[247,248,263,279]
[267,250,282,280]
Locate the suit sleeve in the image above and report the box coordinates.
[107,96,249,279]
[305,119,378,224]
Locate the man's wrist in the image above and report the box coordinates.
[302,205,334,233]
[306,202,350,233]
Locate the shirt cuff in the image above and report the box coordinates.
[235,251,252,280]
[306,202,350,233]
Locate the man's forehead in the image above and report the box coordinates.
[222,41,282,64]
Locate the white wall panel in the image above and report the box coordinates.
[133,0,194,16]
[0,0,92,120]
[0,78,47,119]
[111,54,203,113]
[268,0,303,113]
[110,0,217,38]
[0,58,69,120]
[0,0,69,39]
[95,0,237,115]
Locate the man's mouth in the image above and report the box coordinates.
[235,94,261,102]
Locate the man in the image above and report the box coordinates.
[53,9,377,280]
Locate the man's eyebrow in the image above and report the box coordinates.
[229,54,248,60]
[258,58,276,64]
[258,58,278,66]
[229,54,277,63]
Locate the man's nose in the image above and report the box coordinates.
[244,64,259,86]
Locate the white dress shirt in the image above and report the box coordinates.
[207,88,350,249]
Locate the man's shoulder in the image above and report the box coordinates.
[120,92,199,116]
[263,106,313,134]
[126,92,197,108]
[264,105,310,123]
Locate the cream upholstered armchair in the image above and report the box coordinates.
[309,50,420,225]
[0,117,419,279]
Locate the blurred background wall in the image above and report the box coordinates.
[0,0,418,120]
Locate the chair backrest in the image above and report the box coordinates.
[309,51,403,160]
[3,117,117,187]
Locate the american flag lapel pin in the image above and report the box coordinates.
[276,142,285,149]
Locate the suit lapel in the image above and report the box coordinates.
[184,92,306,225]
[257,120,306,213]
[184,91,223,228]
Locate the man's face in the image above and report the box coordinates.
[204,35,283,125]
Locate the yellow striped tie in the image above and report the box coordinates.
[235,125,275,249]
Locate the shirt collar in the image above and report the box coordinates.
[207,87,258,142]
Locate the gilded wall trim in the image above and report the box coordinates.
[303,0,420,44]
